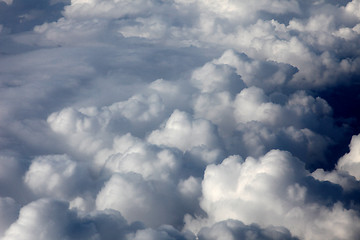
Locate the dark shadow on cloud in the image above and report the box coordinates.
[198,219,300,240]
[0,0,69,33]
[65,209,143,240]
[2,198,196,240]
[301,176,344,207]
[316,76,360,170]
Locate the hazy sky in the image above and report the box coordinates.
[1,0,360,239]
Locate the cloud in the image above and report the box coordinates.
[95,172,192,228]
[191,53,337,167]
[0,197,19,238]
[187,150,360,240]
[0,155,25,200]
[147,110,224,164]
[94,133,180,181]
[2,199,75,240]
[0,0,12,5]
[1,0,360,240]
[2,198,195,240]
[0,0,68,33]
[312,133,360,191]
[336,133,360,179]
[197,219,299,240]
[24,154,90,200]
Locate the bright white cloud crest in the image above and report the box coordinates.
[1,0,360,239]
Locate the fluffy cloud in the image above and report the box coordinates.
[147,110,223,164]
[2,198,195,240]
[46,93,165,154]
[2,199,78,240]
[312,133,360,191]
[188,150,360,240]
[191,52,337,167]
[94,133,180,181]
[24,154,90,200]
[1,0,360,239]
[336,133,360,179]
[95,172,193,228]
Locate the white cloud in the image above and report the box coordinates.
[46,93,165,155]
[2,198,195,240]
[344,0,360,19]
[1,0,360,239]
[336,134,360,180]
[96,173,188,227]
[94,133,179,181]
[190,58,242,93]
[24,155,90,200]
[312,133,360,190]
[234,87,283,125]
[147,110,223,163]
[2,199,73,240]
[63,0,155,19]
[189,150,360,240]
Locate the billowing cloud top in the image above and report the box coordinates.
[1,0,360,239]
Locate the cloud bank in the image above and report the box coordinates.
[1,0,360,239]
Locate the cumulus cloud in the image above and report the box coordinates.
[95,172,197,228]
[2,199,76,240]
[147,110,223,164]
[2,198,195,240]
[336,133,360,179]
[312,133,360,191]
[1,0,360,239]
[191,52,337,167]
[94,133,180,181]
[186,150,360,240]
[24,154,90,200]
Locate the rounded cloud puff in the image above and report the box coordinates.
[192,150,360,240]
[2,199,74,240]
[147,110,223,164]
[312,133,360,191]
[96,172,187,228]
[337,133,360,180]
[94,133,180,181]
[24,155,89,200]
[2,198,194,240]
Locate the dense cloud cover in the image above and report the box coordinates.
[1,0,360,239]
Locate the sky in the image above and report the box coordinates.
[0,0,360,239]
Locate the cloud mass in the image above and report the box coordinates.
[1,0,360,239]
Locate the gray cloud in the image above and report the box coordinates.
[2,198,195,240]
[198,219,299,240]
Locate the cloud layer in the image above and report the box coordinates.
[1,0,360,239]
